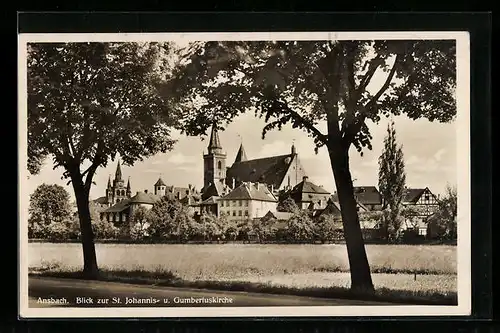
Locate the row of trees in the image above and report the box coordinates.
[29,184,457,244]
[28,40,456,290]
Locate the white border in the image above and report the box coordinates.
[18,31,471,318]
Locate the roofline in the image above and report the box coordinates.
[231,153,293,166]
[277,154,297,189]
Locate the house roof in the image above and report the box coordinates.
[225,154,294,189]
[103,199,131,213]
[221,182,277,202]
[291,177,331,195]
[403,188,429,203]
[93,196,109,205]
[129,192,161,205]
[352,186,382,205]
[199,196,220,205]
[263,211,294,221]
[201,181,231,201]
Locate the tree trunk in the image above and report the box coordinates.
[328,144,374,292]
[71,177,99,279]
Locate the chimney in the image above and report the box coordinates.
[303,176,308,182]
[177,191,181,199]
[270,184,274,193]
[257,182,260,191]
[144,189,148,194]
[232,177,235,189]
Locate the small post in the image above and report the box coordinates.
[414,272,417,281]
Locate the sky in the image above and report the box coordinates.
[23,39,458,203]
[25,112,457,203]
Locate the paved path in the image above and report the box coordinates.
[28,276,392,307]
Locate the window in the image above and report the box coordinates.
[418,228,426,236]
[244,201,248,207]
[232,211,236,216]
[220,201,224,207]
[424,194,430,201]
[244,210,249,216]
[239,200,242,206]
[238,210,242,216]
[218,161,222,169]
[232,200,236,206]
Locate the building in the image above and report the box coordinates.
[99,175,200,229]
[93,160,132,209]
[286,176,331,210]
[201,123,307,200]
[400,187,440,236]
[331,186,384,211]
[218,182,278,221]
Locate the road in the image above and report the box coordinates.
[28,276,392,307]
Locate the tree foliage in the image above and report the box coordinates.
[286,210,316,243]
[167,39,456,291]
[28,184,73,238]
[148,196,193,240]
[432,184,458,239]
[378,120,406,241]
[277,195,299,213]
[27,42,180,276]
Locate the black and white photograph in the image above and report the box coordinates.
[18,31,471,318]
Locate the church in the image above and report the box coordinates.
[200,123,308,202]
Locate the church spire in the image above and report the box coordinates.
[126,177,131,191]
[234,143,248,163]
[107,175,112,188]
[207,122,222,154]
[115,160,123,181]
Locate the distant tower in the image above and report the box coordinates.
[234,142,248,163]
[106,175,113,206]
[203,122,227,190]
[111,160,128,204]
[126,177,132,197]
[154,176,167,197]
[291,142,297,155]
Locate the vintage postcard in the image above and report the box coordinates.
[18,31,471,318]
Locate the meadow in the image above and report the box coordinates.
[29,243,457,278]
[29,243,457,304]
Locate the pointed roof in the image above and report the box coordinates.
[234,143,248,163]
[126,178,131,191]
[221,182,277,202]
[154,177,166,187]
[115,160,123,181]
[107,176,112,188]
[352,186,382,205]
[207,122,222,152]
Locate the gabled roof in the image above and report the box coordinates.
[221,182,277,202]
[403,188,433,203]
[352,186,382,205]
[226,154,294,189]
[103,199,131,213]
[291,177,331,195]
[130,192,161,204]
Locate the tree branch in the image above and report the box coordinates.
[342,54,401,145]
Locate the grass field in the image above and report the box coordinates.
[28,243,457,304]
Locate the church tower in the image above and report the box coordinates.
[203,122,227,190]
[106,175,113,207]
[154,176,167,197]
[112,160,128,204]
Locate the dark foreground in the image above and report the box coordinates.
[28,276,394,307]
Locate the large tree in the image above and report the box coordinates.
[28,183,72,239]
[27,42,179,277]
[167,39,456,291]
[378,120,406,242]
